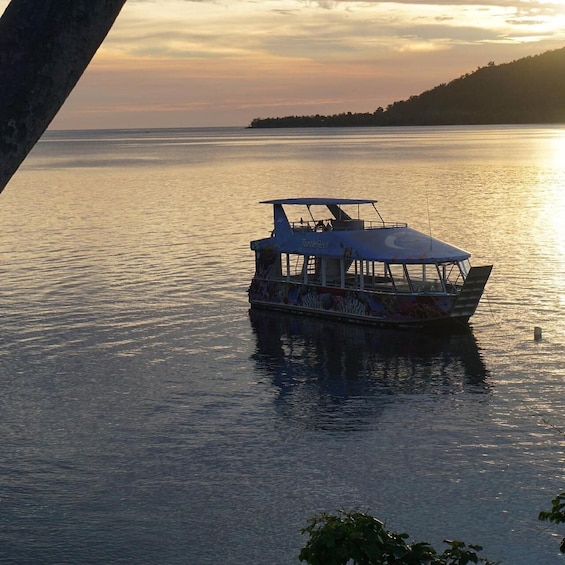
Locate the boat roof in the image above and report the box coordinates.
[252,197,471,262]
[261,198,377,206]
[253,226,470,263]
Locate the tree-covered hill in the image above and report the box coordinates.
[249,46,565,127]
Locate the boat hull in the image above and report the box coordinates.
[248,279,472,329]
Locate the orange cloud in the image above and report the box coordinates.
[2,0,564,128]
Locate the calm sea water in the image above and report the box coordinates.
[1,125,565,564]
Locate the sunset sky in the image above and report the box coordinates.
[2,0,565,129]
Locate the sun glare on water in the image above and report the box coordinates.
[540,131,565,308]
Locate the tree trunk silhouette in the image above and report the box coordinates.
[0,0,127,193]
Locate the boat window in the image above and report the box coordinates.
[405,264,444,292]
[346,260,363,288]
[283,253,304,278]
[386,264,411,292]
[346,260,360,276]
[305,256,317,278]
[459,260,470,277]
[281,253,316,281]
[442,262,466,288]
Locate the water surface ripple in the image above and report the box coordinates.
[1,126,564,564]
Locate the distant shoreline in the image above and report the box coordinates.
[246,114,565,129]
[249,46,565,129]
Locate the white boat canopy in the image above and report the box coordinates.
[261,198,377,206]
[253,198,471,264]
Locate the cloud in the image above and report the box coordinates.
[107,0,565,57]
[1,0,565,127]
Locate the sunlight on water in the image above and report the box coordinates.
[0,126,564,564]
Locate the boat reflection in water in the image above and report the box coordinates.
[249,309,490,431]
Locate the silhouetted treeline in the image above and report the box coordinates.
[249,46,565,128]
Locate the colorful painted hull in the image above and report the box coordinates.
[250,280,463,327]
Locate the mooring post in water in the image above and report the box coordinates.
[0,0,127,194]
[534,326,542,340]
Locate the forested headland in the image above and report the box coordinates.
[249,46,565,128]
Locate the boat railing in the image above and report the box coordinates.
[253,273,458,295]
[365,221,408,229]
[290,220,330,232]
[290,219,407,232]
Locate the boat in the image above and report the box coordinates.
[248,198,492,329]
